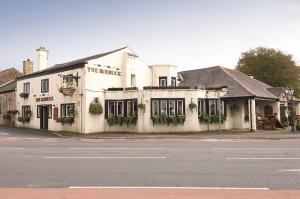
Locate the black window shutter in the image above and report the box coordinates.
[105,101,108,119]
[124,100,127,117]
[205,99,209,115]
[224,101,227,117]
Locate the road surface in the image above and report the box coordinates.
[1,128,300,189]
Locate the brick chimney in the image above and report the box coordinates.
[23,59,33,75]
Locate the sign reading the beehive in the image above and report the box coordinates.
[87,67,121,76]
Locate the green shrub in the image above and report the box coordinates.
[89,101,103,115]
[3,114,11,120]
[138,103,145,113]
[281,116,289,127]
[189,102,197,113]
[7,110,19,115]
[56,117,74,125]
[199,114,226,124]
[19,93,29,98]
[296,124,300,131]
[17,116,30,123]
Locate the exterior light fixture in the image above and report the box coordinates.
[285,86,295,132]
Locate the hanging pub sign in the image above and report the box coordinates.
[87,67,121,76]
[36,96,54,102]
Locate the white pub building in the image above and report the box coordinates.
[16,46,288,133]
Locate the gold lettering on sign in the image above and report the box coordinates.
[36,96,54,102]
[87,67,121,76]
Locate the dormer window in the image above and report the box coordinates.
[171,77,176,87]
[159,76,167,87]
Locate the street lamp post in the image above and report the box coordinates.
[218,86,228,134]
[286,87,295,132]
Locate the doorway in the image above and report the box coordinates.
[40,106,49,130]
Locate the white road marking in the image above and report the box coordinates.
[68,147,165,150]
[0,148,24,150]
[213,148,300,150]
[227,158,300,160]
[279,169,300,172]
[0,132,8,136]
[45,156,167,159]
[68,186,269,190]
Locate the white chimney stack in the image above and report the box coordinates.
[35,47,48,71]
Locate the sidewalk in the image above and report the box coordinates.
[54,128,300,140]
[2,126,300,140]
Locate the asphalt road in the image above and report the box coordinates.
[1,128,300,189]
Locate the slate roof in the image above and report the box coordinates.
[266,87,285,98]
[0,80,16,94]
[179,66,278,99]
[17,46,128,80]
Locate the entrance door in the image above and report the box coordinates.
[40,106,49,130]
[264,105,273,117]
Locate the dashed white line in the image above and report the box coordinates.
[0,148,24,150]
[68,147,165,150]
[213,148,300,150]
[227,158,300,160]
[45,156,167,159]
[279,169,300,172]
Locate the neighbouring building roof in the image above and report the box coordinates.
[17,46,128,80]
[0,80,17,94]
[0,68,22,85]
[266,87,285,98]
[179,66,278,99]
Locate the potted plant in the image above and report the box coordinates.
[89,98,103,115]
[189,99,197,113]
[19,93,29,98]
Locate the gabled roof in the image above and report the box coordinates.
[179,66,278,99]
[0,68,22,85]
[0,80,16,94]
[17,46,128,80]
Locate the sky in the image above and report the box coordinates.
[0,0,300,72]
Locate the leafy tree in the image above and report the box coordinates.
[236,47,300,96]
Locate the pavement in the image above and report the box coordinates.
[1,126,300,198]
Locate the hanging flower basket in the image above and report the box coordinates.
[59,87,76,96]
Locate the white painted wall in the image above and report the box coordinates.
[149,65,178,87]
[16,68,84,132]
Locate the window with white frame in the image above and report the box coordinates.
[0,96,3,115]
[23,82,30,94]
[105,99,137,118]
[127,101,132,116]
[159,77,167,87]
[63,75,73,86]
[151,99,185,117]
[108,101,115,117]
[168,100,176,116]
[130,74,136,87]
[41,79,49,93]
[171,77,176,87]
[117,101,124,116]
[61,104,74,118]
[152,100,159,116]
[198,99,226,116]
[160,100,168,115]
[177,100,184,116]
[22,106,31,117]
